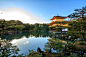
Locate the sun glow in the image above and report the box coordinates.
[0,8,47,24]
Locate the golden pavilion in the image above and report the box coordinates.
[49,15,70,31]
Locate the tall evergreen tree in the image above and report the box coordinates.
[67,6,86,41]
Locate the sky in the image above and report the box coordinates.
[0,0,86,24]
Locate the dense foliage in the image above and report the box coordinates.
[0,39,20,57]
[67,6,86,42]
[0,20,49,35]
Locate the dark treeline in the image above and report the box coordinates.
[0,31,50,41]
[23,23,49,31]
[0,20,49,35]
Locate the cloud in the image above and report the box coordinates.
[15,43,17,45]
[0,10,4,14]
[24,41,29,44]
[52,15,54,16]
[26,41,29,44]
[0,10,2,12]
[39,14,42,15]
[24,43,25,44]
[0,8,47,24]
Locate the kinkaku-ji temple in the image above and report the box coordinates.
[49,14,71,32]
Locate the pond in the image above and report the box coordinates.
[0,31,50,55]
[0,31,73,56]
[11,36,50,55]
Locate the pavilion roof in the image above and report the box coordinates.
[50,16,67,20]
[49,21,70,25]
[49,21,57,25]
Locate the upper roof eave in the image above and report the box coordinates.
[50,16,67,20]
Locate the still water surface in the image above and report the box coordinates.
[0,31,51,55]
[11,36,49,55]
[0,31,69,55]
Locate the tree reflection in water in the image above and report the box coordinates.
[44,37,66,53]
[0,31,76,57]
[0,39,20,57]
[0,31,49,41]
[0,31,50,56]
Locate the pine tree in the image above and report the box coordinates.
[67,6,86,42]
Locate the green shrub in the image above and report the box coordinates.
[27,50,42,57]
[78,42,84,45]
[67,43,75,49]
